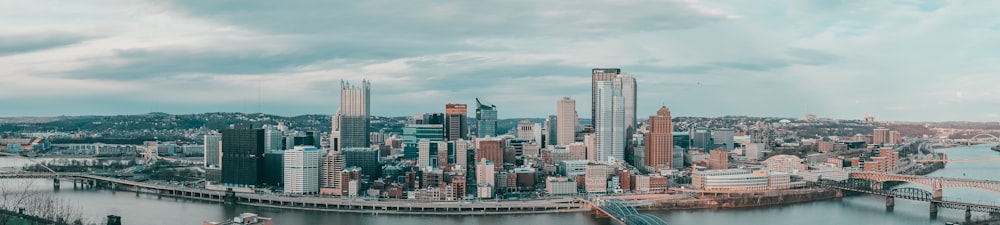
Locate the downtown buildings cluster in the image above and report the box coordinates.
[196,69,694,199]
[190,68,921,199]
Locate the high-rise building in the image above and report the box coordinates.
[873,127,890,145]
[284,146,322,195]
[591,68,620,126]
[476,138,504,171]
[402,124,444,159]
[557,97,577,145]
[339,80,370,149]
[475,158,496,198]
[330,110,341,151]
[594,80,626,163]
[342,147,380,181]
[475,98,498,138]
[417,139,436,169]
[264,125,284,152]
[320,150,344,195]
[516,120,534,140]
[545,115,558,146]
[616,75,637,166]
[712,128,735,152]
[262,150,284,186]
[445,104,468,141]
[204,131,222,168]
[645,106,673,171]
[221,125,265,187]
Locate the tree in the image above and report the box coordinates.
[0,179,93,225]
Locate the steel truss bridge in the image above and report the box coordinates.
[818,172,1000,221]
[580,198,668,225]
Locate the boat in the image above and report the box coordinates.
[992,144,1000,152]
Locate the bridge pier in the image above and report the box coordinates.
[966,207,972,222]
[136,187,141,197]
[53,178,60,190]
[929,202,939,219]
[885,196,894,212]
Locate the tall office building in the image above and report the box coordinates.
[264,125,284,152]
[591,68,620,126]
[476,138,504,171]
[320,150,344,195]
[545,115,558,146]
[475,98,498,138]
[402,124,444,159]
[342,147,380,180]
[330,109,341,151]
[445,103,468,141]
[339,80,370,149]
[284,146,322,195]
[616,75,637,166]
[476,158,496,198]
[594,80,626,163]
[516,120,534,140]
[645,106,673,171]
[221,125,266,187]
[557,97,577,145]
[204,131,222,168]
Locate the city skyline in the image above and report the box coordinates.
[3,1,1000,122]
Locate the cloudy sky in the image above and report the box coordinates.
[1,0,999,121]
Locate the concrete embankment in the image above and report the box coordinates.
[639,188,840,210]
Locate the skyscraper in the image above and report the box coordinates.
[873,127,890,145]
[445,103,468,141]
[264,125,284,152]
[594,80,626,163]
[556,97,576,145]
[330,110,341,151]
[545,115,558,146]
[476,138,504,171]
[339,80,370,149]
[221,125,265,187]
[616,75,637,165]
[645,106,673,171]
[204,131,222,168]
[284,146,322,195]
[342,147,380,180]
[475,98,498,138]
[320,150,344,195]
[591,68,620,125]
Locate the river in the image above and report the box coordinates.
[2,144,999,225]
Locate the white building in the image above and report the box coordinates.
[477,161,496,199]
[546,177,577,195]
[691,169,792,191]
[558,160,589,176]
[594,80,626,164]
[284,146,323,195]
[204,132,222,167]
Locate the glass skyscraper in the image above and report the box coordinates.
[339,80,370,149]
[475,98,498,138]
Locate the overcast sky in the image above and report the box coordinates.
[1,0,998,121]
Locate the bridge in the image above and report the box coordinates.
[579,198,668,225]
[819,172,1000,221]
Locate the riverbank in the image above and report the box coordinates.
[634,188,840,210]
